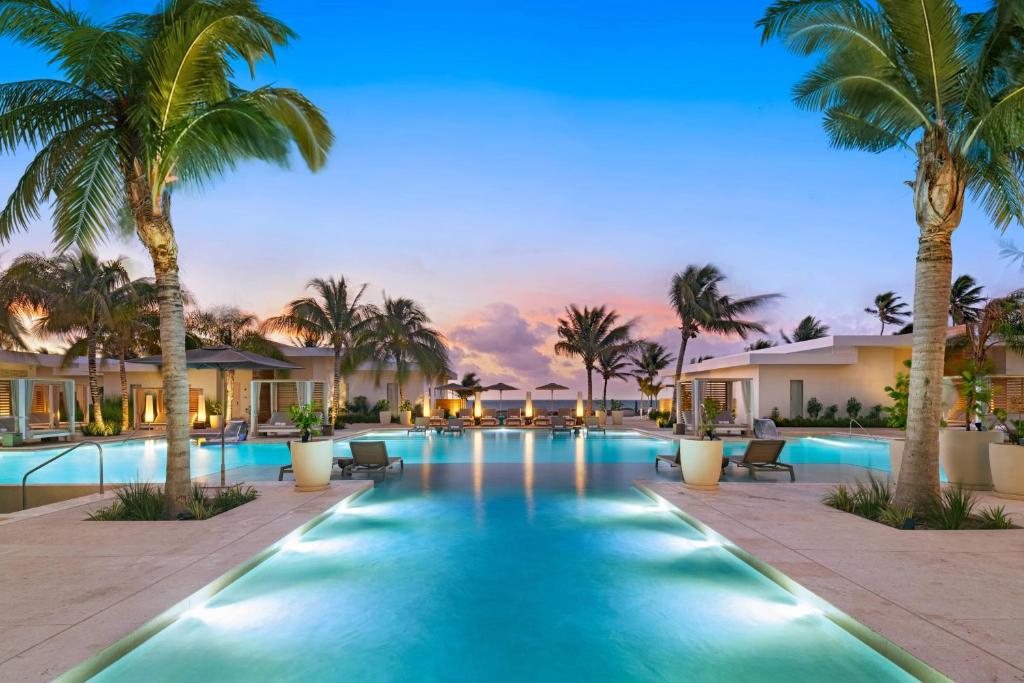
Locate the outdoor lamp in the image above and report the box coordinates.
[576,391,584,418]
[196,391,207,424]
[524,392,533,418]
[474,391,482,418]
[144,394,155,423]
[423,392,431,417]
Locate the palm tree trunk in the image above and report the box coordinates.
[893,127,965,511]
[224,369,235,422]
[602,376,609,410]
[332,346,342,421]
[586,367,593,416]
[136,212,190,517]
[119,351,129,433]
[671,336,689,421]
[87,330,104,427]
[880,320,885,335]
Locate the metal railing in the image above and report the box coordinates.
[21,441,104,510]
[846,418,888,440]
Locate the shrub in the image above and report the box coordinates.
[100,398,129,428]
[879,504,914,529]
[205,398,223,416]
[884,360,911,428]
[346,395,371,414]
[109,481,164,520]
[373,399,390,413]
[925,487,977,530]
[977,505,1015,529]
[88,482,257,521]
[82,422,120,437]
[851,476,892,521]
[769,406,780,421]
[866,404,883,421]
[647,410,664,422]
[823,404,839,420]
[846,397,862,420]
[806,397,822,420]
[823,484,855,512]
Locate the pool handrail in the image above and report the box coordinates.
[848,418,872,439]
[21,441,104,510]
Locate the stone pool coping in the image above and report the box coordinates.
[0,480,372,681]
[644,481,1024,683]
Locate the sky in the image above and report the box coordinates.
[0,0,1019,399]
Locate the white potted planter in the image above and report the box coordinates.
[888,439,904,480]
[989,442,1024,499]
[939,428,1005,490]
[378,410,392,425]
[680,439,724,491]
[611,410,624,425]
[209,414,222,430]
[399,410,412,426]
[288,439,333,492]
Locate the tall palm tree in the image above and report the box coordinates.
[668,264,779,420]
[597,346,632,410]
[0,259,27,350]
[865,292,910,335]
[361,296,450,406]
[950,274,985,325]
[631,341,674,411]
[745,338,776,350]
[187,307,282,421]
[0,1,332,515]
[781,315,830,343]
[7,252,128,427]
[761,1,1024,509]
[554,305,635,415]
[263,277,370,421]
[101,279,159,432]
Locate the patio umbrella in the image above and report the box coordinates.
[135,345,301,486]
[535,382,569,413]
[484,383,518,413]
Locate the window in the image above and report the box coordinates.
[789,380,804,418]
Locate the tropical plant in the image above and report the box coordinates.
[554,304,636,415]
[668,264,779,420]
[597,345,632,410]
[0,259,27,349]
[949,274,985,325]
[100,278,159,431]
[879,503,915,530]
[361,296,450,406]
[263,277,370,421]
[188,307,282,421]
[288,403,322,442]
[955,362,992,429]
[864,292,910,336]
[760,0,1024,510]
[926,487,977,530]
[977,505,1014,529]
[806,397,823,420]
[823,483,855,513]
[947,290,1024,375]
[823,404,839,421]
[884,360,912,429]
[781,315,829,343]
[993,408,1024,445]
[846,397,862,420]
[630,341,673,413]
[699,396,721,440]
[745,338,776,350]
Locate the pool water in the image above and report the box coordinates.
[88,463,919,682]
[3,430,901,485]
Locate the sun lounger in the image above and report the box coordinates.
[349,441,404,477]
[444,417,463,434]
[533,412,551,427]
[727,439,793,481]
[505,408,523,427]
[459,408,475,427]
[408,416,429,434]
[655,441,681,469]
[584,415,604,433]
[549,415,570,433]
[713,410,745,436]
[429,409,446,428]
[480,408,498,427]
[259,411,301,437]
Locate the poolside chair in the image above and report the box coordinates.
[408,416,429,434]
[549,415,570,434]
[480,408,498,427]
[727,439,793,481]
[429,409,446,428]
[584,415,604,433]
[655,441,681,470]
[459,408,475,427]
[505,408,523,427]
[444,417,463,434]
[753,418,780,440]
[259,411,301,437]
[349,441,404,477]
[533,412,552,427]
[713,410,745,437]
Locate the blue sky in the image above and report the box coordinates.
[0,0,1018,397]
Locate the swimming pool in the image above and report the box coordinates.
[70,461,936,681]
[2,430,901,485]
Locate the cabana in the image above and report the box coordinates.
[250,379,326,436]
[0,378,77,444]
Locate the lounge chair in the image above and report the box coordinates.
[429,409,446,428]
[655,441,681,470]
[459,408,475,427]
[349,441,404,477]
[549,415,570,434]
[408,416,429,434]
[443,417,463,434]
[259,411,301,437]
[584,415,604,433]
[533,412,551,427]
[753,418,780,440]
[28,411,53,429]
[0,416,15,433]
[505,408,523,427]
[727,439,793,481]
[713,410,745,436]
[480,408,498,427]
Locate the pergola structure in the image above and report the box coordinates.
[0,378,77,443]
[685,377,755,435]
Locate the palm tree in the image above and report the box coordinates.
[263,277,370,421]
[0,259,27,350]
[761,1,1024,509]
[745,338,776,351]
[455,372,482,400]
[781,315,830,343]
[950,275,985,325]
[668,264,779,420]
[361,296,450,406]
[864,292,910,335]
[7,252,128,427]
[631,341,674,411]
[554,305,635,415]
[597,346,632,410]
[0,1,332,515]
[102,279,159,432]
[187,307,282,422]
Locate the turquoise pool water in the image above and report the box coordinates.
[87,466,920,681]
[1,430,902,484]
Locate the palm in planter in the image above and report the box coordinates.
[288,404,322,443]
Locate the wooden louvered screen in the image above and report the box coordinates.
[0,380,10,416]
[993,378,1024,414]
[703,382,728,410]
[678,383,693,412]
[32,386,47,412]
[277,382,299,410]
[311,383,325,410]
[189,388,201,414]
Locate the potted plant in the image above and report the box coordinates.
[206,399,222,430]
[375,399,391,425]
[287,404,332,491]
[610,399,624,426]
[679,398,724,490]
[398,399,413,426]
[990,409,1024,499]
[939,366,1004,490]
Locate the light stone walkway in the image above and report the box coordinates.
[0,480,371,681]
[647,481,1024,683]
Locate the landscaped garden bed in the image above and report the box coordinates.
[88,482,259,521]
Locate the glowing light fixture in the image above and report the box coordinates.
[196,391,207,424]
[422,391,431,417]
[143,393,155,423]
[473,390,482,418]
[524,391,533,418]
[576,391,584,418]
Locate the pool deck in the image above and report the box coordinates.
[647,481,1024,683]
[0,480,371,681]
